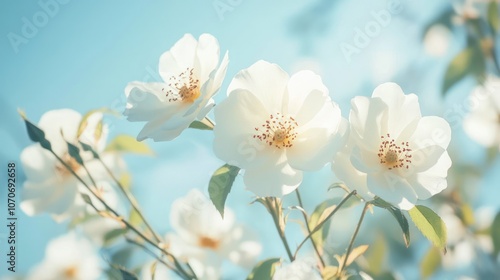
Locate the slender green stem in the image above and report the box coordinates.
[340,202,369,273]
[52,151,195,280]
[295,189,325,269]
[266,198,294,262]
[294,190,357,258]
[126,237,187,280]
[97,157,163,243]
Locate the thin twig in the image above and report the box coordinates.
[340,202,369,273]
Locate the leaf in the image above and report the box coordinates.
[104,135,154,155]
[79,141,100,159]
[77,107,118,138]
[457,203,475,227]
[103,228,128,247]
[81,193,93,206]
[208,164,240,218]
[246,258,281,280]
[491,211,500,255]
[118,172,132,191]
[322,266,339,280]
[111,264,138,280]
[488,1,500,33]
[129,208,142,228]
[421,246,442,279]
[150,261,157,280]
[372,197,411,247]
[442,46,485,95]
[365,233,386,275]
[19,110,52,151]
[337,245,369,271]
[189,119,213,130]
[66,141,84,166]
[409,205,447,252]
[309,199,336,250]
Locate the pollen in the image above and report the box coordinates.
[163,67,200,103]
[253,113,299,149]
[377,133,412,170]
[198,236,220,250]
[63,265,78,279]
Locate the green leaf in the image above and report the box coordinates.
[421,246,442,279]
[208,164,240,218]
[81,193,93,206]
[129,208,142,228]
[104,135,153,155]
[246,258,281,280]
[372,197,410,247]
[409,205,447,251]
[189,120,213,130]
[79,141,100,159]
[66,141,84,166]
[103,228,127,247]
[19,110,52,151]
[488,1,500,33]
[491,211,500,255]
[442,46,485,95]
[365,233,386,275]
[111,264,138,280]
[118,172,132,191]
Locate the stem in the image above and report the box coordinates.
[52,151,195,280]
[294,190,357,258]
[340,202,369,273]
[97,157,163,243]
[126,237,187,280]
[266,198,294,262]
[295,189,325,269]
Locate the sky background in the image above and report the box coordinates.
[1,0,499,279]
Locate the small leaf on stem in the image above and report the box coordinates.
[409,205,447,252]
[208,164,240,218]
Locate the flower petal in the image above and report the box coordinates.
[220,225,261,268]
[367,172,417,210]
[21,179,79,217]
[408,116,451,150]
[124,81,172,122]
[21,145,58,182]
[408,152,451,200]
[227,60,289,113]
[213,89,269,168]
[332,147,373,201]
[243,150,303,197]
[372,83,422,137]
[349,96,388,151]
[194,33,220,84]
[38,109,81,155]
[159,34,197,81]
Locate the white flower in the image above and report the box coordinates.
[213,60,342,197]
[141,261,171,280]
[20,109,124,221]
[124,33,229,142]
[333,83,452,210]
[423,24,451,57]
[463,76,500,149]
[273,258,321,280]
[166,189,261,280]
[26,232,102,280]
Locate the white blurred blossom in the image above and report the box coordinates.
[273,258,321,280]
[463,76,500,150]
[166,189,261,280]
[20,109,125,221]
[26,233,102,280]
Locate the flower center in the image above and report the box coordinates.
[377,134,412,170]
[163,68,200,103]
[198,236,220,250]
[253,113,299,149]
[63,265,78,279]
[55,153,81,178]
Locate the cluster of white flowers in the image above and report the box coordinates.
[19,32,457,280]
